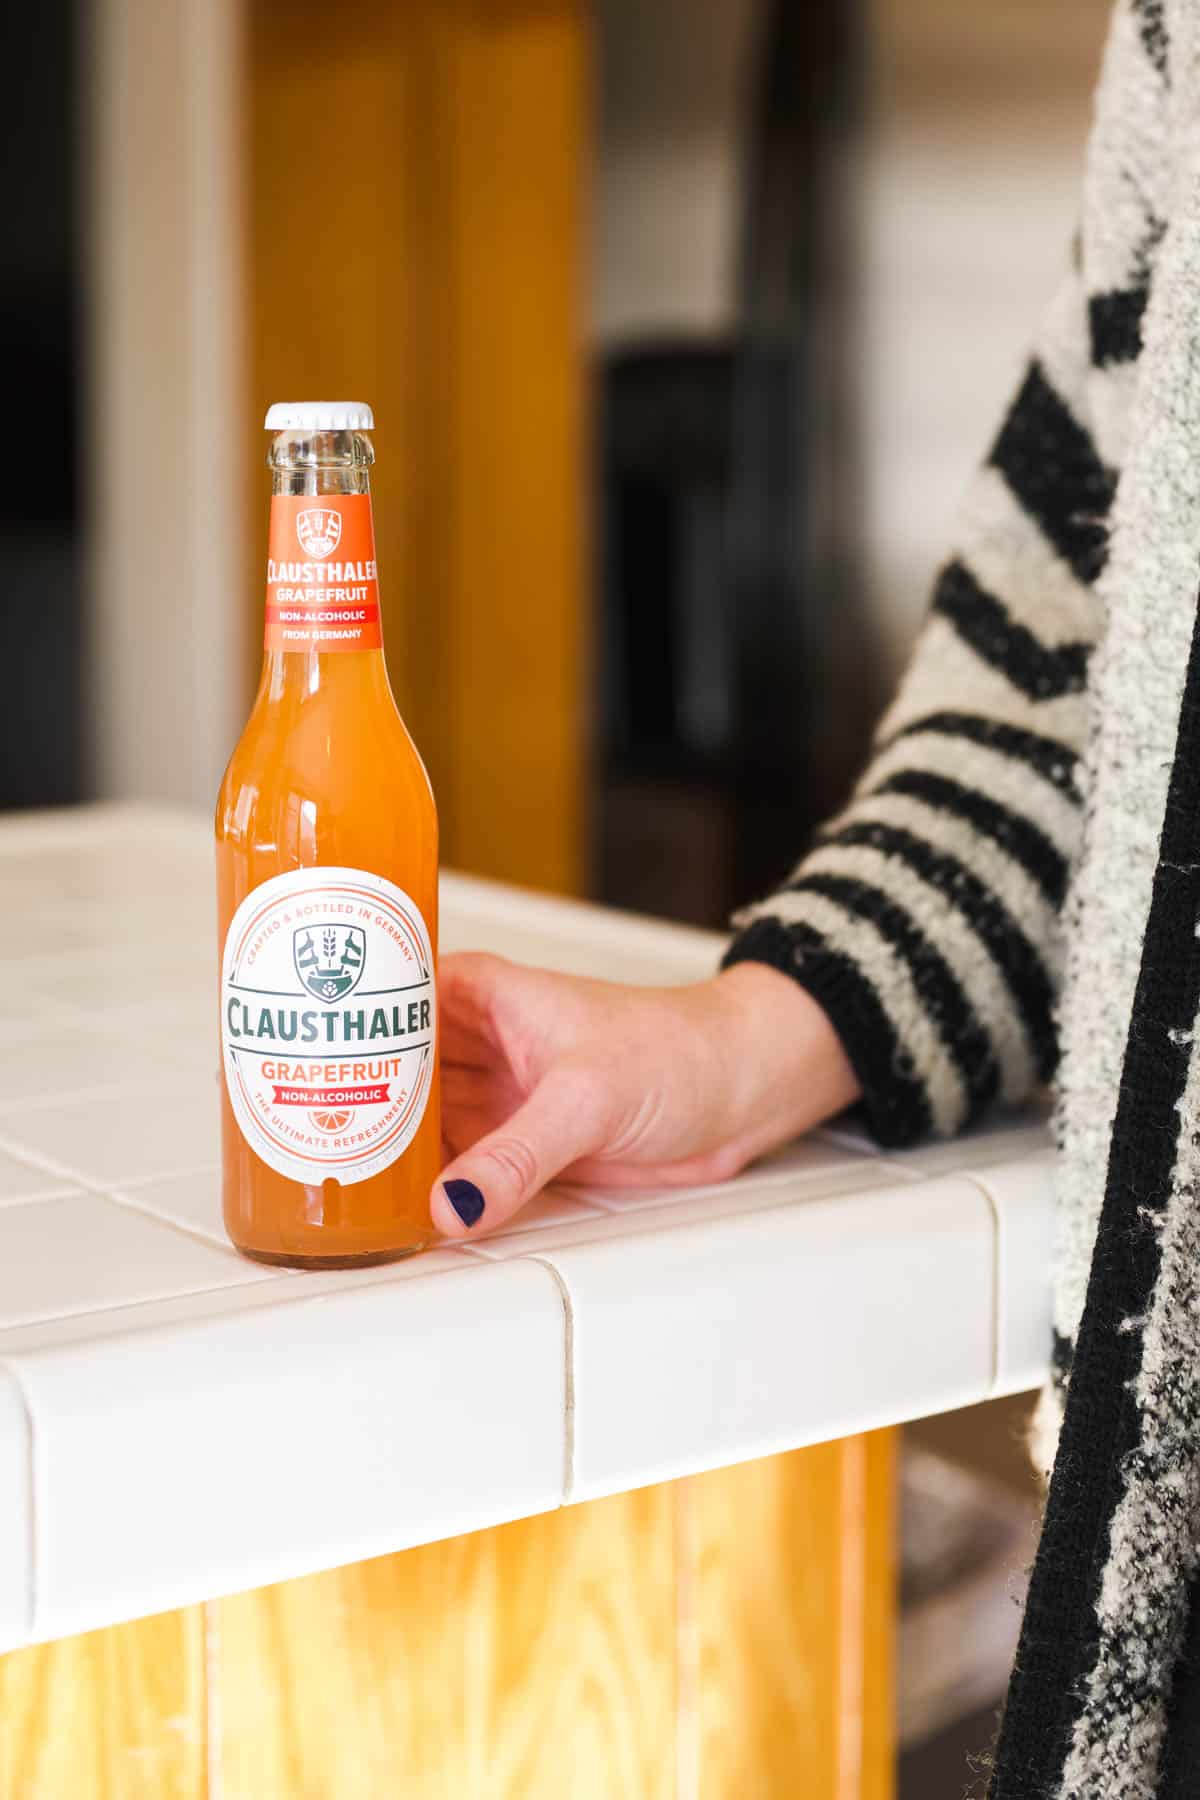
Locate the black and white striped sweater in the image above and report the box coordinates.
[724,1,1200,1793]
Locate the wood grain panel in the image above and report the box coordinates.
[216,1486,675,1800]
[247,0,587,894]
[687,1432,896,1800]
[438,0,588,896]
[0,1608,206,1800]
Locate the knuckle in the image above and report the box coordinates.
[439,951,519,1031]
[478,1135,540,1197]
[443,949,505,988]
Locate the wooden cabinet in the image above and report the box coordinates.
[0,1437,894,1798]
[246,0,587,897]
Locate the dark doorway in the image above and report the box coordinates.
[593,0,883,929]
[1,1,85,808]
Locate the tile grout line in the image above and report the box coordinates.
[0,1125,260,1262]
[0,1120,213,1199]
[0,1277,290,1343]
[82,1183,261,1258]
[438,1170,948,1282]
[0,1130,323,1335]
[0,1129,487,1340]
[22,1181,259,1263]
[0,1190,83,1212]
[0,1075,213,1121]
[960,1168,1005,1397]
[526,1257,576,1505]
[0,1355,39,1641]
[579,1153,922,1217]
[0,1254,480,1350]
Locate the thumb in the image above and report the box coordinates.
[431,1070,604,1238]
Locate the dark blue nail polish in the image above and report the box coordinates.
[444,1178,485,1228]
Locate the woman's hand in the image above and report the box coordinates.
[430,952,861,1237]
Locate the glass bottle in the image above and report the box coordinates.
[216,402,439,1266]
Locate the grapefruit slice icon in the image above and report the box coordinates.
[310,1108,353,1132]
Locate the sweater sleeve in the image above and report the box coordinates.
[724,265,1119,1146]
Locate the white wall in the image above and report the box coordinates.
[595,0,759,345]
[593,0,1110,672]
[87,0,246,809]
[861,0,1110,669]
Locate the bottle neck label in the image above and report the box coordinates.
[264,494,383,653]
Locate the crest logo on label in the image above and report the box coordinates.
[294,924,365,1002]
[296,507,342,559]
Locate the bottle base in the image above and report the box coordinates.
[233,1240,432,1271]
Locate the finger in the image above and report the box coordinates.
[440,1102,507,1162]
[435,952,507,1053]
[430,1068,606,1238]
[564,1138,749,1191]
[440,1063,523,1115]
[440,1073,524,1159]
[436,950,510,1028]
[437,1004,498,1068]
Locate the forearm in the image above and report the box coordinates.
[708,962,861,1161]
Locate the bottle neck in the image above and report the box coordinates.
[269,426,373,500]
[260,428,388,701]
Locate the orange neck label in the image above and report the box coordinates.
[265,494,383,653]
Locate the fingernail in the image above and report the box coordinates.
[444,1178,485,1228]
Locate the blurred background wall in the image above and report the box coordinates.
[861,0,1108,673]
[594,0,1107,925]
[21,0,1107,909]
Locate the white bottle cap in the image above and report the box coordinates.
[264,401,375,431]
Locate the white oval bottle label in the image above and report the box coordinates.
[221,866,436,1186]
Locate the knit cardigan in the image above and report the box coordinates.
[723,2,1200,1793]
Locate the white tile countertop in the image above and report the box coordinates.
[0,807,1054,1651]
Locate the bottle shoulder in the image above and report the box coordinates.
[216,706,436,856]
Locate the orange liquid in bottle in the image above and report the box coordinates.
[215,411,439,1266]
